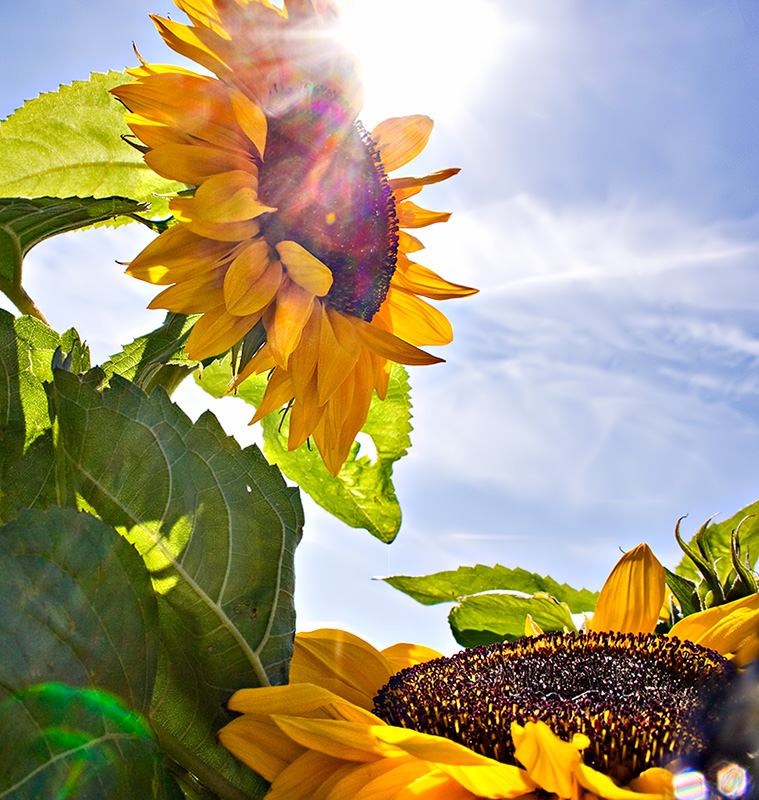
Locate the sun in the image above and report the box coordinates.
[334,0,511,124]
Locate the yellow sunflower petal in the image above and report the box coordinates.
[574,762,667,800]
[375,286,453,346]
[353,317,444,366]
[375,725,534,799]
[271,716,391,762]
[397,229,424,254]
[290,629,397,711]
[628,768,674,796]
[511,721,580,799]
[224,243,281,315]
[525,615,544,637]
[393,257,478,300]
[151,14,228,75]
[266,278,317,368]
[668,593,759,665]
[322,755,435,800]
[371,115,433,173]
[397,201,452,229]
[228,683,378,724]
[229,88,268,157]
[193,170,275,223]
[288,304,322,403]
[185,304,263,359]
[267,750,350,800]
[316,308,361,405]
[276,240,334,296]
[388,168,461,192]
[148,270,224,313]
[217,714,307,782]
[171,197,261,241]
[395,770,478,800]
[250,368,295,424]
[145,143,256,184]
[380,643,443,672]
[125,224,231,285]
[586,544,665,635]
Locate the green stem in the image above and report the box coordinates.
[152,722,265,800]
[0,276,50,325]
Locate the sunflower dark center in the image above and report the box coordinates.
[256,86,398,321]
[372,631,736,784]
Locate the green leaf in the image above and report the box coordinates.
[449,593,577,648]
[0,72,183,217]
[676,501,759,583]
[0,683,178,800]
[0,196,149,287]
[196,358,411,542]
[0,506,158,715]
[383,563,599,613]
[0,311,89,521]
[49,369,303,798]
[101,312,199,394]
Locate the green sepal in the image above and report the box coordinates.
[726,518,758,600]
[674,516,725,605]
[663,566,701,619]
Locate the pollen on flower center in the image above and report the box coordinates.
[372,631,736,784]
[257,87,399,321]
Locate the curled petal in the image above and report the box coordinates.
[193,170,275,223]
[276,240,333,296]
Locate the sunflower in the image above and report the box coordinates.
[111,0,476,475]
[218,545,759,800]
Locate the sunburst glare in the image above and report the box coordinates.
[335,0,515,123]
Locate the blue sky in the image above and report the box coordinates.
[2,0,759,654]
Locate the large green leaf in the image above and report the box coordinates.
[49,369,303,798]
[0,683,179,800]
[0,196,149,287]
[196,358,411,542]
[0,72,183,217]
[449,593,577,648]
[676,500,759,583]
[383,563,599,613]
[0,311,89,522]
[0,506,158,715]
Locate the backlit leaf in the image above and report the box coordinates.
[49,369,302,798]
[196,358,410,542]
[0,72,183,217]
